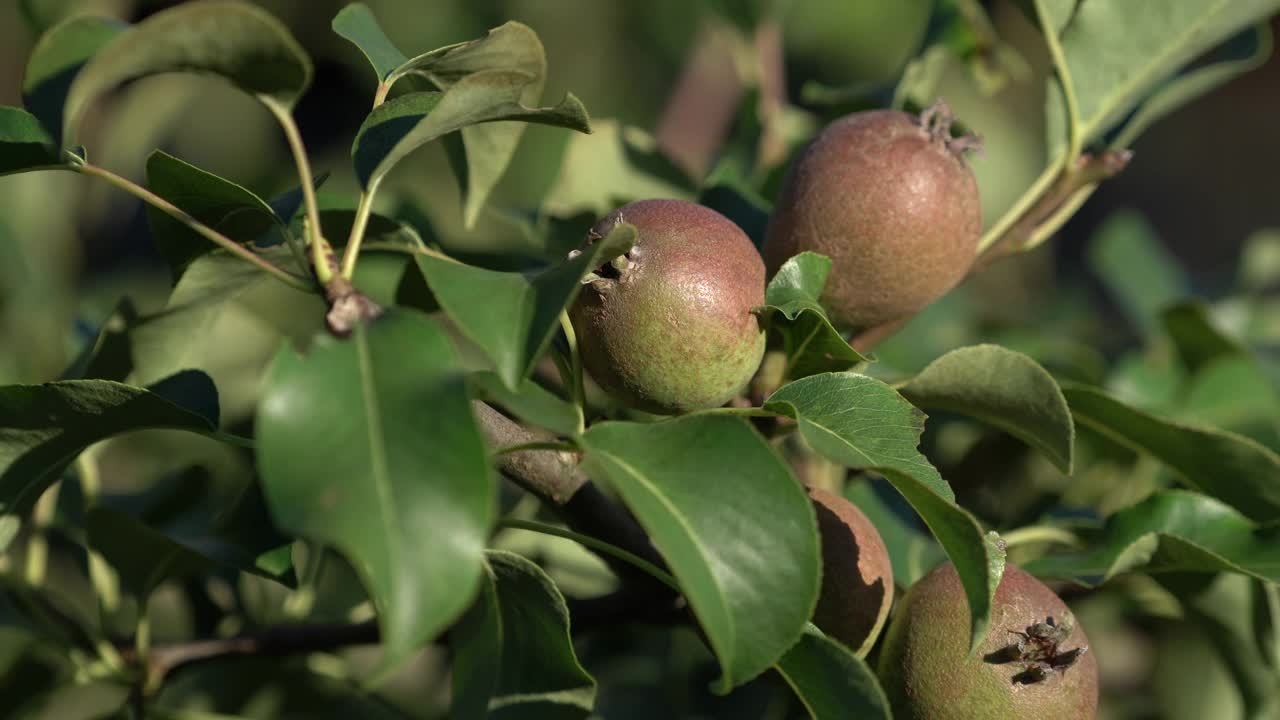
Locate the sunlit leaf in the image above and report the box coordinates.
[762,253,868,380]
[331,3,407,83]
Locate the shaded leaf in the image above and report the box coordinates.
[352,75,589,191]
[22,14,124,145]
[1161,301,1246,374]
[845,478,945,588]
[469,372,582,438]
[897,344,1075,473]
[764,373,1003,652]
[145,150,280,280]
[63,0,312,142]
[87,506,218,601]
[762,253,868,379]
[580,414,819,691]
[59,298,136,382]
[775,624,891,720]
[331,3,407,83]
[0,370,219,518]
[1062,383,1280,523]
[1087,211,1187,336]
[416,223,635,390]
[0,107,61,176]
[1026,491,1280,586]
[257,310,493,671]
[451,550,595,719]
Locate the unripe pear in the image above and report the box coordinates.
[764,100,982,332]
[807,487,893,656]
[877,562,1098,720]
[570,199,766,414]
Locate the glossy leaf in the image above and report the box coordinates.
[775,625,891,720]
[331,3,407,83]
[897,344,1075,473]
[580,414,820,691]
[257,310,493,670]
[352,74,589,191]
[762,253,868,379]
[1026,491,1280,586]
[22,14,124,144]
[145,150,280,280]
[1039,0,1280,146]
[1062,383,1280,523]
[62,0,312,142]
[0,370,219,518]
[764,373,1003,652]
[468,372,582,438]
[0,107,61,175]
[416,223,635,390]
[451,550,595,719]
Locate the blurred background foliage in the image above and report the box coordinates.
[1,1,1278,718]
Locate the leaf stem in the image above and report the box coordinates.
[75,164,311,291]
[260,96,326,271]
[498,518,681,592]
[1035,0,1083,163]
[559,311,586,428]
[341,178,381,279]
[495,440,579,455]
[1000,525,1082,549]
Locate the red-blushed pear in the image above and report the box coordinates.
[570,199,766,414]
[807,487,894,657]
[764,100,982,333]
[877,562,1098,720]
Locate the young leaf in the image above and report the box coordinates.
[579,414,820,692]
[22,14,125,144]
[351,76,590,191]
[764,373,1004,653]
[415,223,636,390]
[1025,490,1280,586]
[0,370,220,518]
[451,550,596,719]
[0,107,62,176]
[331,3,408,83]
[62,0,313,143]
[145,150,281,280]
[256,309,494,671]
[775,624,891,720]
[762,253,868,379]
[468,372,582,438]
[1062,383,1280,523]
[896,344,1075,473]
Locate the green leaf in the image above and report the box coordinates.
[298,207,424,253]
[469,372,582,438]
[1025,491,1280,586]
[764,373,1004,653]
[62,0,312,142]
[1041,0,1280,147]
[845,478,945,588]
[1182,355,1280,451]
[1087,211,1188,336]
[774,624,891,720]
[331,3,407,83]
[352,76,589,191]
[1114,25,1273,148]
[145,150,281,280]
[542,120,696,218]
[1062,383,1280,523]
[897,344,1075,473]
[1161,301,1247,374]
[22,14,125,145]
[86,507,216,601]
[762,253,868,379]
[390,22,553,228]
[416,223,635,390]
[59,298,136,382]
[0,107,61,176]
[579,414,820,691]
[0,370,219,518]
[257,310,493,671]
[451,550,596,719]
